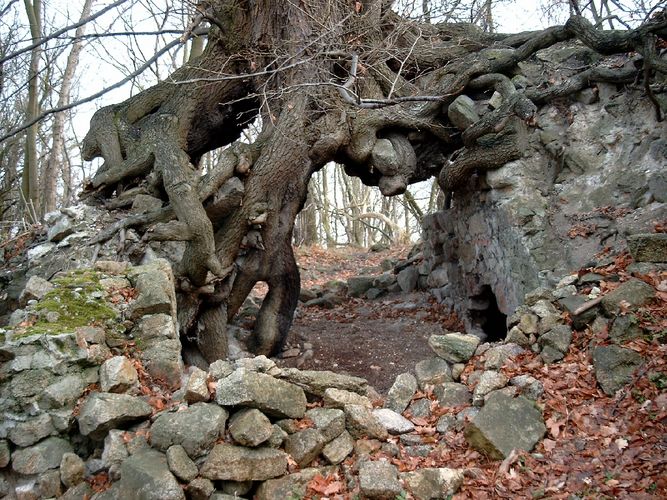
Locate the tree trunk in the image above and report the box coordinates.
[81,0,667,362]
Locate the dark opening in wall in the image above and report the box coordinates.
[469,285,507,342]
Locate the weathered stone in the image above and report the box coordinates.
[12,437,73,475]
[397,266,420,292]
[627,233,667,262]
[322,430,354,464]
[429,333,480,363]
[415,357,453,388]
[100,356,138,393]
[344,404,388,440]
[255,467,333,500]
[505,326,531,347]
[433,382,472,407]
[19,276,54,306]
[8,413,55,447]
[234,355,278,374]
[601,279,655,316]
[119,450,185,500]
[592,345,644,396]
[47,216,75,242]
[14,479,40,500]
[140,338,184,388]
[510,375,544,400]
[448,95,480,130]
[400,468,465,498]
[472,371,509,406]
[372,408,415,434]
[131,194,163,213]
[38,469,63,498]
[609,314,644,343]
[127,260,176,319]
[436,415,456,433]
[200,444,288,481]
[305,408,345,442]
[359,461,403,498]
[0,440,10,468]
[185,367,210,403]
[267,424,288,448]
[465,392,546,459]
[284,428,326,468]
[215,368,307,419]
[229,408,273,447]
[102,429,128,467]
[407,398,432,418]
[484,343,525,370]
[151,402,227,458]
[208,359,234,380]
[385,372,418,414]
[539,325,573,363]
[186,478,215,500]
[219,481,253,497]
[323,387,372,409]
[347,276,375,297]
[557,294,597,329]
[60,452,85,488]
[277,368,367,396]
[166,445,198,482]
[78,392,152,440]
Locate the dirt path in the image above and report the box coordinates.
[276,246,463,393]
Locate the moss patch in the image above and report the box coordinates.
[14,269,119,337]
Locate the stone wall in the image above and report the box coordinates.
[423,81,666,337]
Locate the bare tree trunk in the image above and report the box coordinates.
[41,0,92,216]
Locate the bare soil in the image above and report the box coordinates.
[276,246,463,393]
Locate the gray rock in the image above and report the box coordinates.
[208,359,234,380]
[131,194,163,213]
[344,404,388,440]
[166,445,198,482]
[322,430,354,464]
[433,383,472,407]
[415,357,453,388]
[347,276,375,297]
[62,482,93,500]
[47,216,74,242]
[200,444,288,482]
[14,479,41,500]
[505,326,531,347]
[100,356,138,393]
[284,428,326,468]
[472,371,509,406]
[277,368,367,396]
[0,440,9,468]
[78,392,152,440]
[8,413,55,447]
[359,461,403,498]
[38,469,63,498]
[229,408,273,447]
[219,481,253,497]
[102,430,128,467]
[119,450,185,500]
[407,398,432,418]
[215,368,307,419]
[510,375,544,400]
[185,367,210,403]
[127,260,176,319]
[627,233,667,262]
[557,295,598,330]
[429,333,480,363]
[140,338,184,388]
[592,345,644,395]
[255,467,333,500]
[601,278,655,316]
[539,325,573,363]
[151,402,227,458]
[305,408,345,442]
[19,276,54,306]
[12,437,73,475]
[186,478,215,500]
[323,388,372,409]
[60,452,85,488]
[372,408,415,434]
[448,95,480,130]
[484,343,525,370]
[397,266,420,292]
[400,468,465,498]
[465,392,546,459]
[609,314,644,343]
[267,424,288,448]
[385,372,418,414]
[436,415,456,433]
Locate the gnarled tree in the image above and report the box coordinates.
[81,0,666,362]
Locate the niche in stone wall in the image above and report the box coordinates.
[468,285,507,342]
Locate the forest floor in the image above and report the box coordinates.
[278,245,463,393]
[270,245,667,498]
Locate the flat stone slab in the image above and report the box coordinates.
[119,450,184,500]
[215,368,307,419]
[277,368,367,396]
[200,444,288,482]
[627,233,667,262]
[592,345,644,396]
[384,372,417,414]
[12,437,72,475]
[429,333,480,363]
[465,392,545,459]
[78,392,152,440]
[601,279,655,316]
[373,408,415,434]
[229,408,273,447]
